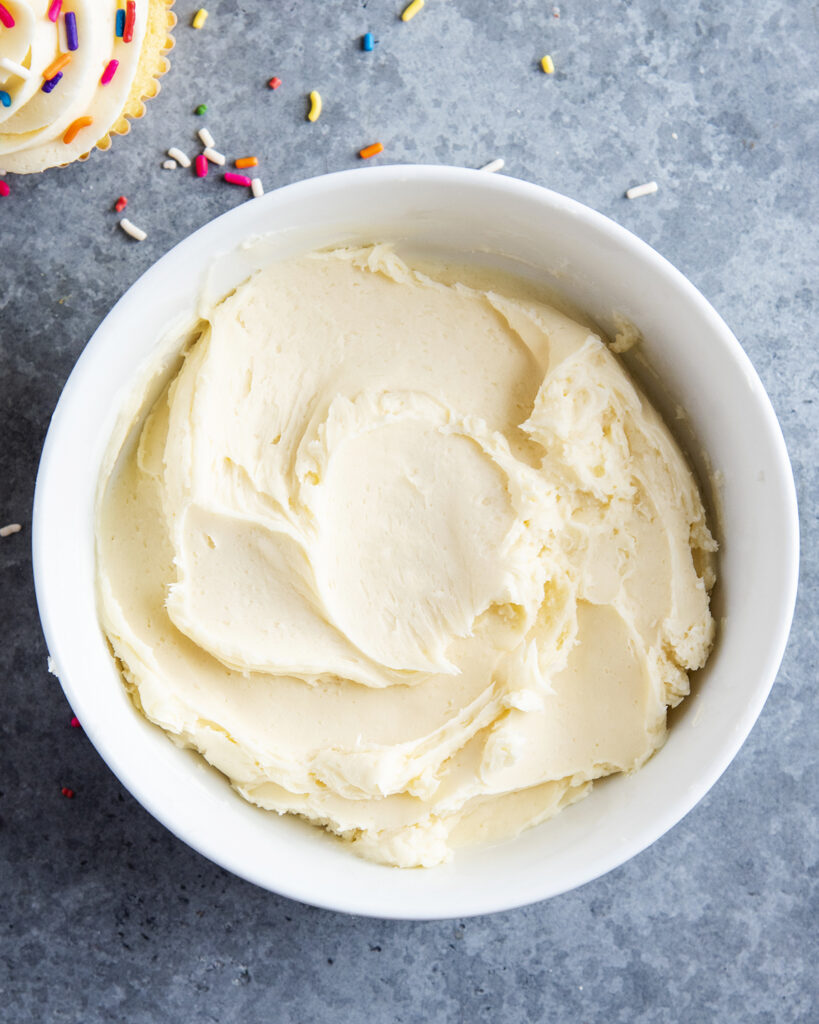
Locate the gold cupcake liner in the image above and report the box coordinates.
[85,0,176,158]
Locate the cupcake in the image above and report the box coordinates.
[0,0,174,174]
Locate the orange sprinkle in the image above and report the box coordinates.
[235,156,258,169]
[359,142,384,160]
[63,115,93,144]
[43,52,71,80]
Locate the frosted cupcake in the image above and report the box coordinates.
[0,0,174,173]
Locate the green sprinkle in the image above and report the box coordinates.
[195,104,207,115]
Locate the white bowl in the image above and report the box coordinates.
[33,166,799,919]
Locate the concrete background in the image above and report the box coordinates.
[1,1,816,1020]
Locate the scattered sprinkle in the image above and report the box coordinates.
[224,172,253,187]
[195,103,207,115]
[42,72,63,93]
[70,716,81,729]
[192,8,208,29]
[203,146,225,165]
[0,522,21,536]
[162,158,177,169]
[114,195,128,212]
[541,54,555,74]
[359,142,384,159]
[197,126,215,149]
[401,0,424,22]
[479,158,505,173]
[61,787,75,799]
[167,146,191,167]
[43,52,71,80]
[62,115,92,144]
[47,656,58,676]
[362,32,374,51]
[1,57,32,81]
[123,0,135,43]
[100,59,119,85]
[251,177,264,198]
[0,90,10,107]
[47,0,62,23]
[552,6,560,17]
[235,156,258,169]
[0,2,15,29]
[195,153,208,177]
[120,217,147,241]
[268,76,281,90]
[307,90,322,122]
[64,10,78,50]
[115,7,125,37]
[625,180,658,199]
[0,181,8,197]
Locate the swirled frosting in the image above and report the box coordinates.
[96,246,717,868]
[0,0,147,172]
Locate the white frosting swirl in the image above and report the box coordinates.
[0,0,147,172]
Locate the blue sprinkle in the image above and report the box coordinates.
[42,72,63,93]
[115,8,125,37]
[362,32,374,51]
[0,90,10,107]
[65,11,79,51]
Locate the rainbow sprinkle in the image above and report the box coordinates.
[401,0,424,22]
[42,72,63,93]
[100,59,119,85]
[47,0,62,23]
[268,76,281,90]
[362,32,374,51]
[195,103,207,115]
[43,53,71,80]
[0,181,9,198]
[235,156,258,169]
[115,8,124,37]
[0,90,10,108]
[224,172,253,187]
[0,2,15,29]
[123,0,135,43]
[0,57,32,81]
[65,11,78,50]
[195,154,208,177]
[192,8,208,29]
[62,115,92,144]
[359,142,384,159]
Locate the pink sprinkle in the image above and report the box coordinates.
[0,181,9,197]
[195,154,208,178]
[224,172,253,187]
[47,0,62,22]
[100,59,119,86]
[0,2,15,28]
[70,715,81,729]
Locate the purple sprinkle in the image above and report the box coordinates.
[42,72,63,93]
[65,11,78,51]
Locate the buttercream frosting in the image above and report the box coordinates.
[96,246,717,868]
[0,0,147,172]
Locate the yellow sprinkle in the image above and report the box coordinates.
[307,90,322,122]
[541,54,555,74]
[192,8,208,29]
[401,0,424,22]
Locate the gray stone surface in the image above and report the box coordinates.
[1,0,817,1020]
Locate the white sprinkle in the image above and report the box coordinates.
[479,158,505,173]
[0,57,32,80]
[120,218,147,241]
[250,177,264,198]
[203,146,225,166]
[625,180,658,200]
[198,127,215,149]
[162,158,178,170]
[672,132,678,140]
[167,146,191,168]
[0,522,22,537]
[47,655,59,677]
